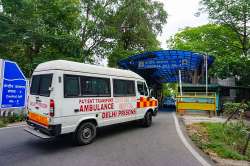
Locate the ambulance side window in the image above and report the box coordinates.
[64,75,80,97]
[30,75,40,95]
[113,79,135,97]
[30,74,53,97]
[40,75,53,96]
[80,76,110,97]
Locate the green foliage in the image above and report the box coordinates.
[223,121,249,154]
[223,102,248,116]
[0,0,167,74]
[0,0,81,76]
[198,0,250,85]
[199,0,250,57]
[168,24,250,85]
[168,24,240,56]
[79,0,119,62]
[190,122,250,160]
[0,119,6,128]
[108,0,167,67]
[170,0,250,85]
[108,46,137,68]
[0,112,26,125]
[247,101,250,110]
[162,83,177,97]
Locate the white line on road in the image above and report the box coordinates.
[0,124,26,130]
[172,112,211,166]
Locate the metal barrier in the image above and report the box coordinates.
[180,92,215,97]
[176,94,216,115]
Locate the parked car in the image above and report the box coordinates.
[163,97,176,108]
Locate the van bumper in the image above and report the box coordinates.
[25,120,61,138]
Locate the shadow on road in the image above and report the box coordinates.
[24,121,157,151]
[159,107,176,112]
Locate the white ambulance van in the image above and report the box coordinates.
[25,60,158,145]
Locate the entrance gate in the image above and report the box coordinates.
[176,92,216,115]
[118,50,215,113]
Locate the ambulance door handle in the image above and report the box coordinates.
[36,99,41,103]
[36,96,41,102]
[74,109,79,112]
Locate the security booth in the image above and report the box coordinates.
[176,94,216,116]
[177,83,250,115]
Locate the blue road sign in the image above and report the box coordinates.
[0,60,27,109]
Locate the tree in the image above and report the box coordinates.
[168,24,241,57]
[168,24,250,85]
[0,0,167,75]
[162,83,178,97]
[0,0,81,76]
[108,0,167,67]
[79,0,119,62]
[199,0,250,57]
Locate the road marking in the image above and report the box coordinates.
[172,112,211,166]
[0,124,26,130]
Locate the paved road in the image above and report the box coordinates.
[0,112,201,166]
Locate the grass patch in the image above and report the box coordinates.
[187,122,250,161]
[0,113,26,128]
[0,119,7,128]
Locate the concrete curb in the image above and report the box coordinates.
[7,121,26,127]
[0,122,26,130]
[172,112,213,166]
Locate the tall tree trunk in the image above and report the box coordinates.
[26,42,40,77]
[80,2,90,62]
[26,46,33,78]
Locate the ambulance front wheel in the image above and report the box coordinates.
[143,111,152,127]
[74,122,96,146]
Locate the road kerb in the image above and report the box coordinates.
[0,124,26,130]
[172,112,211,166]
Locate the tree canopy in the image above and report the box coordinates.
[0,0,81,76]
[0,0,167,76]
[168,0,250,86]
[199,0,250,85]
[168,24,250,85]
[108,0,167,67]
[199,0,250,57]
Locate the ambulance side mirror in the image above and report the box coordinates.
[149,89,154,98]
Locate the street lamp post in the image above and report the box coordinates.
[204,54,208,96]
[179,70,183,96]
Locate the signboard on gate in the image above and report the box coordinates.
[138,59,189,69]
[0,59,27,109]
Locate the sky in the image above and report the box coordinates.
[156,0,209,49]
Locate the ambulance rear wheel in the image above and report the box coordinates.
[74,122,96,145]
[143,111,152,127]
